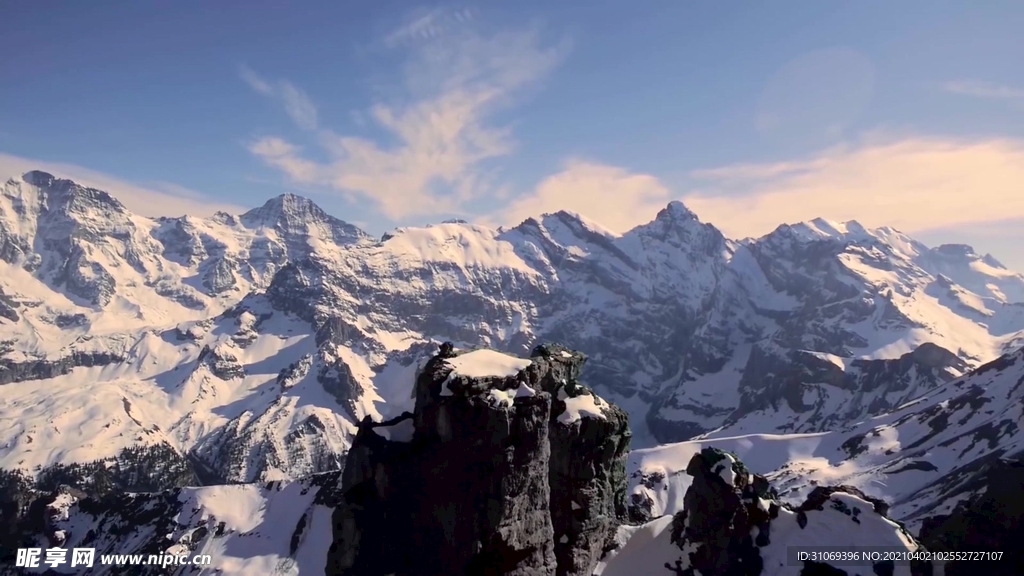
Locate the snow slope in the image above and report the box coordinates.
[602,491,927,576]
[628,345,1024,533]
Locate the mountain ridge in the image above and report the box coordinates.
[2,168,1024,539]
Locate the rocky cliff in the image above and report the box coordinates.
[326,342,631,576]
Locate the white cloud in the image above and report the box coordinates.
[384,7,476,47]
[0,152,246,218]
[248,9,569,220]
[493,160,671,232]
[241,65,319,131]
[943,80,1024,101]
[682,135,1024,238]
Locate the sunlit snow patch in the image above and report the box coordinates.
[712,451,738,486]
[556,387,608,424]
[595,515,679,576]
[440,349,533,396]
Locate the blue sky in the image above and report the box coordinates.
[2,1,1024,269]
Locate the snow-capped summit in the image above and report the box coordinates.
[1,171,165,307]
[239,193,369,246]
[795,217,869,239]
[4,170,132,233]
[918,243,1024,304]
[653,199,700,224]
[21,170,127,210]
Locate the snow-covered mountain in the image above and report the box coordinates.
[3,344,951,576]
[627,344,1024,538]
[2,169,1023,493]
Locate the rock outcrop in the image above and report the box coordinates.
[325,342,631,576]
[0,350,124,385]
[676,449,942,576]
[602,447,941,576]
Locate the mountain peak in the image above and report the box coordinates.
[18,170,127,214]
[807,217,866,236]
[22,170,57,188]
[982,253,1007,269]
[933,243,978,258]
[929,243,1009,269]
[257,192,319,214]
[549,209,620,237]
[240,193,369,243]
[241,193,330,225]
[655,200,698,223]
[773,217,872,243]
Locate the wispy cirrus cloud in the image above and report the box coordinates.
[943,80,1024,102]
[245,8,569,220]
[383,6,476,47]
[240,65,319,131]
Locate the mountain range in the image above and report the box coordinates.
[1,169,1023,574]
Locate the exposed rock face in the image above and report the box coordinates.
[0,350,123,385]
[663,448,779,575]
[918,456,1024,576]
[0,286,21,322]
[204,256,238,293]
[196,342,246,380]
[729,342,966,432]
[658,448,937,576]
[325,343,630,576]
[1,171,143,308]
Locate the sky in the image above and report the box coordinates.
[2,1,1024,270]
